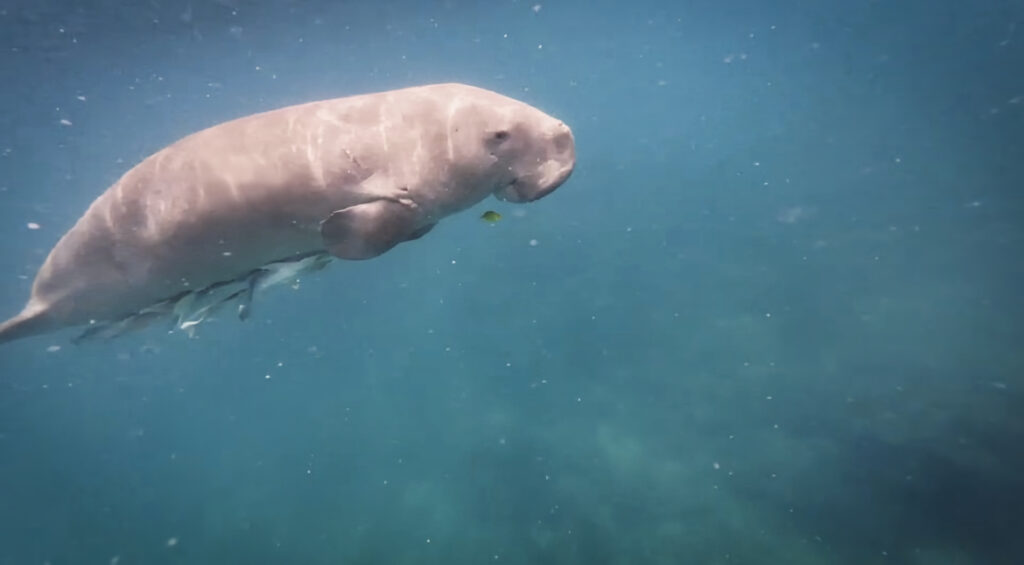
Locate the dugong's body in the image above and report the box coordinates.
[0,83,575,344]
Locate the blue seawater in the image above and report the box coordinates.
[1,1,1022,564]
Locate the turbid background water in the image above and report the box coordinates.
[1,1,1022,564]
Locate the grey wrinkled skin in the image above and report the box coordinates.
[0,83,575,344]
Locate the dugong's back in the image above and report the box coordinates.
[10,97,375,339]
[0,83,576,345]
[32,95,384,323]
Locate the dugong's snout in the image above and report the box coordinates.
[496,121,575,203]
[534,122,576,199]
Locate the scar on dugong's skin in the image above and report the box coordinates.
[0,83,575,345]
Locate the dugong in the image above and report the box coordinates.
[0,83,575,344]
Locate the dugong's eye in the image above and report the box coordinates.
[486,130,512,156]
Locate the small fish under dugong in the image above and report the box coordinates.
[0,83,575,345]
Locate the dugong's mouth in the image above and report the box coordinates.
[494,178,527,203]
[495,161,574,203]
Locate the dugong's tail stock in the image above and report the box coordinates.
[0,304,53,345]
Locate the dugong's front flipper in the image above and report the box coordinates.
[320,200,422,260]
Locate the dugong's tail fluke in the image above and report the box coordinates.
[0,305,53,345]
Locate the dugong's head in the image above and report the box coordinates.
[444,85,576,204]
